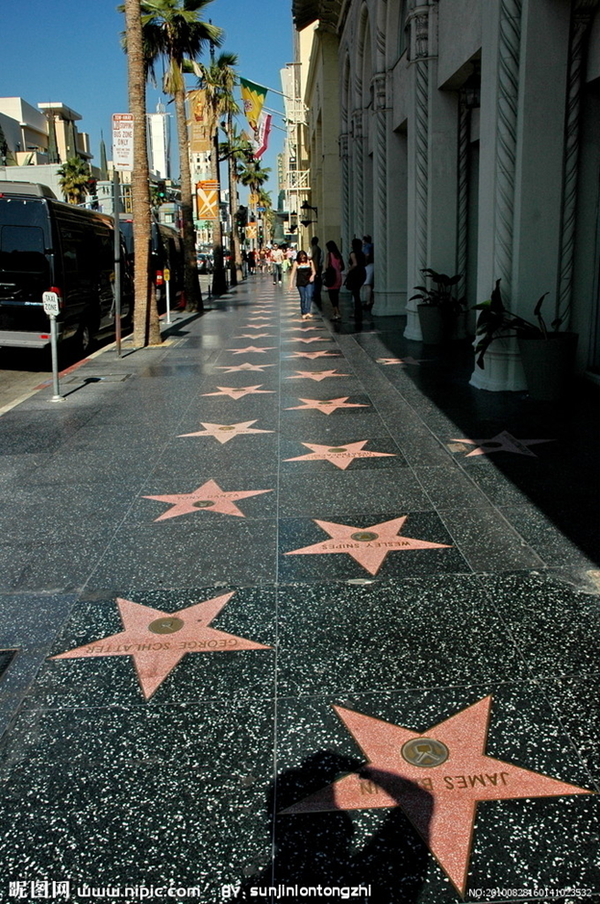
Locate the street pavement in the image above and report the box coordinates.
[0,273,598,903]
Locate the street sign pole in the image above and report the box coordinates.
[112,113,134,357]
[113,167,122,357]
[164,267,171,324]
[42,291,65,403]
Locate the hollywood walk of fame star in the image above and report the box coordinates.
[178,420,274,444]
[377,356,423,366]
[144,478,272,521]
[52,593,270,700]
[284,326,327,333]
[286,516,449,575]
[451,430,555,458]
[286,337,332,344]
[227,346,275,355]
[202,385,274,400]
[287,351,341,360]
[245,316,272,322]
[287,370,350,382]
[281,696,591,895]
[216,362,276,373]
[285,397,369,415]
[284,440,395,470]
[235,333,275,339]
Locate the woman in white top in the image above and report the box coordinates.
[288,250,316,319]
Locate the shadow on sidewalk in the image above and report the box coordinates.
[240,750,432,903]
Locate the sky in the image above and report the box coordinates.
[1,0,295,195]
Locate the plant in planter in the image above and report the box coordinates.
[410,269,466,344]
[473,280,578,400]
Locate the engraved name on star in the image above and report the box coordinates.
[287,370,350,382]
[51,593,269,700]
[284,440,395,470]
[450,430,555,457]
[286,516,449,575]
[281,697,591,896]
[144,478,272,521]
[178,421,274,444]
[216,362,276,373]
[285,397,369,415]
[202,385,274,400]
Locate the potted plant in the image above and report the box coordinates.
[473,280,578,400]
[410,269,466,344]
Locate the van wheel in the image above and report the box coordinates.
[75,320,94,357]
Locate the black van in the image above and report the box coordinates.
[0,181,132,351]
[119,217,184,313]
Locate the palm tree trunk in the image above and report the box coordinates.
[175,86,202,312]
[125,0,160,347]
[210,130,228,296]
[226,115,242,286]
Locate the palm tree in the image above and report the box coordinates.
[196,50,238,295]
[123,0,160,346]
[57,157,91,205]
[220,127,255,283]
[140,0,222,311]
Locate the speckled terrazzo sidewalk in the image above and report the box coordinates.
[0,276,598,904]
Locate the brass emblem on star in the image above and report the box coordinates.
[148,617,185,635]
[351,531,379,542]
[401,737,449,768]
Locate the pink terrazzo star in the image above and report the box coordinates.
[287,370,350,382]
[285,397,369,415]
[144,478,272,520]
[226,346,275,354]
[286,516,449,574]
[282,697,591,896]
[287,351,341,360]
[286,337,332,344]
[178,420,273,443]
[284,440,395,470]
[450,430,555,457]
[235,333,274,339]
[284,326,327,333]
[52,593,269,700]
[202,385,274,400]
[377,356,423,366]
[216,362,276,373]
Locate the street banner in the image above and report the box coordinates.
[246,222,258,240]
[112,113,134,172]
[188,90,213,154]
[240,77,268,130]
[254,112,272,159]
[196,180,220,220]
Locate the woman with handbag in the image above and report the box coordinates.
[323,240,344,321]
[288,250,316,319]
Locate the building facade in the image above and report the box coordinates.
[293,0,600,390]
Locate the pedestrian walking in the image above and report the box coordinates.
[362,237,374,310]
[345,238,367,323]
[248,250,256,275]
[270,243,285,285]
[310,236,323,307]
[323,240,344,321]
[288,249,316,319]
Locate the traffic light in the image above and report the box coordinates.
[156,180,166,202]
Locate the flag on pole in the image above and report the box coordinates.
[254,112,272,160]
[240,77,268,130]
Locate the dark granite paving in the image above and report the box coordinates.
[0,279,598,903]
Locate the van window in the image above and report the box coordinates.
[0,225,47,273]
